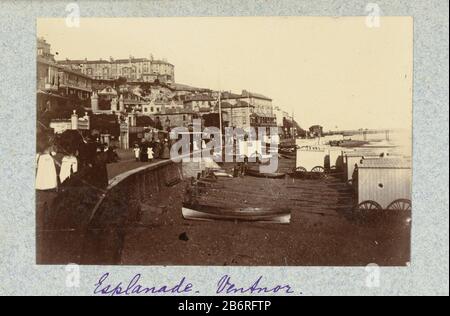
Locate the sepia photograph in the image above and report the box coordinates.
[36,16,413,267]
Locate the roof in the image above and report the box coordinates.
[345,150,384,158]
[124,100,145,105]
[152,60,174,66]
[98,86,117,95]
[221,92,243,100]
[251,113,276,119]
[37,57,93,80]
[58,58,172,65]
[58,59,110,65]
[220,101,234,108]
[185,94,216,102]
[57,58,173,66]
[220,100,254,108]
[242,90,272,101]
[37,90,69,99]
[152,110,194,116]
[57,60,85,64]
[169,83,210,92]
[114,58,149,64]
[359,158,412,169]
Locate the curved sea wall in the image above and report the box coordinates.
[37,159,185,265]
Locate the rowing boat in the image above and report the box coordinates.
[182,204,291,224]
[245,168,286,179]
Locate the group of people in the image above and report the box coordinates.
[36,131,112,193]
[133,138,171,162]
[133,141,154,163]
[36,130,114,231]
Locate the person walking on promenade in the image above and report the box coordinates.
[140,139,148,162]
[36,132,59,232]
[148,146,154,162]
[36,136,59,191]
[149,138,157,158]
[133,143,140,162]
[161,139,171,159]
[90,143,109,190]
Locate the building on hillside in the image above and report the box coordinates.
[241,90,274,117]
[202,112,230,131]
[240,90,276,131]
[221,100,254,130]
[184,94,217,113]
[37,37,55,62]
[37,38,93,123]
[91,86,118,113]
[151,110,197,131]
[58,55,175,83]
[169,83,211,100]
[217,90,278,131]
[142,99,184,115]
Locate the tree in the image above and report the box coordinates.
[117,76,127,86]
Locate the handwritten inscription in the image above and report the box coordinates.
[94,273,296,296]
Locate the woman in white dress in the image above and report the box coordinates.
[59,155,78,184]
[36,150,58,191]
[36,135,58,232]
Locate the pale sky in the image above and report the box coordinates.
[37,17,413,131]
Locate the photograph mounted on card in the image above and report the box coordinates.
[36,16,413,266]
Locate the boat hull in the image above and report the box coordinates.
[245,169,286,179]
[182,205,291,224]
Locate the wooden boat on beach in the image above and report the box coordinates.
[245,168,287,179]
[182,204,291,224]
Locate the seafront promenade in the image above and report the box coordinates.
[37,145,410,266]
